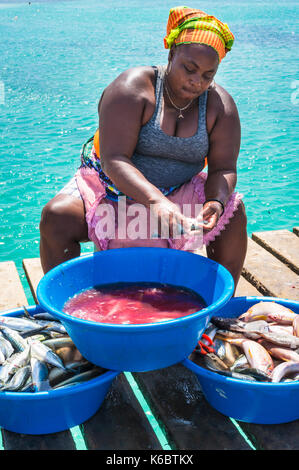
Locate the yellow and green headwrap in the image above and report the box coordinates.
[164,6,235,63]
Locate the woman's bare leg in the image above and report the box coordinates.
[206,201,247,294]
[39,194,89,274]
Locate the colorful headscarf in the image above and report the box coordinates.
[164,6,234,63]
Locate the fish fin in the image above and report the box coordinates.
[22,306,33,319]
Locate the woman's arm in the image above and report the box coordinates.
[98,68,169,207]
[201,88,241,229]
[98,68,195,236]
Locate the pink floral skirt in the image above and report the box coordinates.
[74,167,243,251]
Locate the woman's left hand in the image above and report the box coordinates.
[197,200,223,232]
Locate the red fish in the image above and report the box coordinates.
[271,361,299,383]
[259,339,299,362]
[239,302,296,325]
[293,316,299,337]
[242,340,274,375]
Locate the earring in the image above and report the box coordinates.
[208,79,215,90]
[166,61,172,75]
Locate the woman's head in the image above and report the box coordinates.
[163,7,234,101]
[165,43,219,102]
[164,6,235,64]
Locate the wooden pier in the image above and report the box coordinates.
[0,228,298,450]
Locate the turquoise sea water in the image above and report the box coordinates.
[0,0,298,301]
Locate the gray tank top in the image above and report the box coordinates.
[131,65,209,188]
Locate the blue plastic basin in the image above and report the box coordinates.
[0,305,119,435]
[37,248,234,372]
[183,296,299,424]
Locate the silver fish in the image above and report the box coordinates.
[20,380,34,392]
[0,332,15,359]
[202,353,229,371]
[30,334,51,342]
[48,360,94,386]
[45,331,67,339]
[65,359,91,371]
[233,367,272,382]
[53,381,83,390]
[230,354,249,371]
[48,368,76,387]
[30,356,51,392]
[29,339,66,369]
[213,338,227,361]
[1,365,32,392]
[0,316,42,333]
[34,320,66,334]
[20,324,53,339]
[0,346,31,384]
[213,337,239,366]
[42,337,74,350]
[33,312,59,322]
[0,349,5,365]
[53,368,102,389]
[0,326,29,352]
[203,355,256,382]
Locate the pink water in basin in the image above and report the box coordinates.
[63,283,205,325]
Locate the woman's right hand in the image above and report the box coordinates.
[150,198,197,239]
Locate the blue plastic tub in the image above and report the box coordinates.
[37,248,234,372]
[183,296,299,424]
[0,305,119,435]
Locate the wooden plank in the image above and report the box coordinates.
[193,243,262,297]
[242,238,299,300]
[1,428,76,450]
[293,227,299,237]
[133,364,251,450]
[81,373,162,450]
[237,420,299,450]
[22,253,94,303]
[0,261,28,312]
[252,230,299,274]
[22,258,44,303]
[235,275,262,297]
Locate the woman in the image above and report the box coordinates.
[40,6,247,291]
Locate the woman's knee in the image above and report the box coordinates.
[232,200,247,232]
[40,195,87,241]
[40,197,67,237]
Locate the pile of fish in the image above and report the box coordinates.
[0,308,106,393]
[192,301,299,383]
